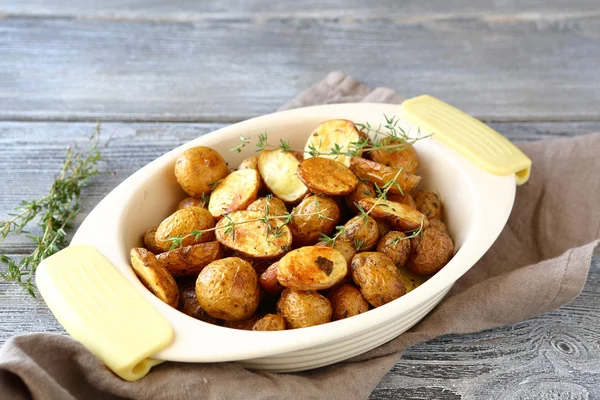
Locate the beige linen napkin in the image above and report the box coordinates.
[1,72,599,400]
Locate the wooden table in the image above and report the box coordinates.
[1,1,599,398]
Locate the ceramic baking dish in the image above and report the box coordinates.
[36,97,531,380]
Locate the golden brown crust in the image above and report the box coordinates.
[130,248,180,308]
[177,197,207,211]
[351,252,406,307]
[174,146,229,198]
[358,198,427,232]
[247,197,288,216]
[208,169,260,219]
[290,196,340,246]
[377,231,411,267]
[297,157,358,196]
[407,228,454,275]
[369,138,419,175]
[386,193,416,210]
[341,215,379,251]
[156,241,222,276]
[276,289,332,329]
[345,180,376,213]
[327,283,370,320]
[252,314,286,331]
[277,246,347,291]
[155,206,215,251]
[413,190,443,220]
[349,157,421,194]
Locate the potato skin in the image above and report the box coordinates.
[175,146,229,198]
[177,197,207,211]
[155,206,215,251]
[369,138,419,175]
[345,180,376,214]
[290,196,340,246]
[238,155,259,171]
[341,215,379,251]
[130,248,180,308]
[351,252,406,307]
[276,289,332,329]
[259,262,284,294]
[297,158,358,196]
[327,284,370,320]
[428,219,449,234]
[358,198,427,232]
[247,196,288,216]
[413,190,443,220]
[143,227,163,254]
[408,228,454,275]
[252,314,286,331]
[208,169,260,218]
[195,257,260,321]
[156,241,222,276]
[177,280,220,324]
[377,231,411,267]
[349,157,421,194]
[386,193,416,210]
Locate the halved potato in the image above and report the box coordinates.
[247,196,288,217]
[277,246,347,291]
[208,169,260,219]
[142,227,163,254]
[156,241,222,276]
[258,150,308,203]
[215,210,292,259]
[358,198,427,232]
[297,158,358,196]
[130,248,179,308]
[303,119,361,167]
[386,193,416,209]
[398,265,428,293]
[349,157,421,194]
[369,137,419,175]
[155,206,215,252]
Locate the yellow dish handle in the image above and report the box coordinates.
[401,95,532,185]
[36,245,173,381]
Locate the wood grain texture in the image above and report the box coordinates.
[1,15,599,122]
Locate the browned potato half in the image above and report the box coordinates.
[349,157,421,194]
[258,150,308,203]
[327,283,370,320]
[276,289,332,329]
[259,262,284,294]
[369,138,419,175]
[143,227,163,254]
[377,231,411,267]
[315,237,356,267]
[177,197,207,211]
[215,210,292,259]
[413,190,443,220]
[208,169,260,218]
[303,119,361,167]
[290,196,340,246]
[155,206,215,251]
[196,257,260,321]
[223,315,261,330]
[386,193,416,209]
[156,241,222,276]
[174,146,229,198]
[297,158,358,196]
[247,196,288,216]
[345,180,376,213]
[178,280,220,324]
[341,215,379,251]
[130,248,179,308]
[277,246,347,291]
[428,219,449,234]
[351,252,406,307]
[238,155,259,171]
[252,314,286,331]
[408,228,454,275]
[358,198,427,232]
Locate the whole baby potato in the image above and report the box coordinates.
[276,289,332,329]
[327,284,370,321]
[377,231,411,267]
[413,190,443,220]
[196,257,260,321]
[142,227,163,254]
[428,219,449,234]
[155,206,215,251]
[290,196,340,245]
[252,314,286,331]
[175,146,229,198]
[369,138,419,175]
[341,215,379,251]
[351,252,406,307]
[407,228,454,275]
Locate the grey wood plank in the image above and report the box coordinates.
[1,16,599,122]
[2,0,599,20]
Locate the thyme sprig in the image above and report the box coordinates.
[0,126,105,296]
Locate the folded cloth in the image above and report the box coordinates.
[1,72,599,400]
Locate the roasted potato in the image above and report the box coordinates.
[142,227,163,254]
[247,196,288,217]
[259,262,284,294]
[252,314,286,331]
[208,169,260,219]
[315,237,356,267]
[397,265,428,292]
[238,155,259,171]
[351,252,406,307]
[377,231,411,267]
[196,257,260,321]
[130,248,179,308]
[297,158,358,196]
[386,193,416,209]
[277,246,347,291]
[178,280,220,324]
[408,228,454,275]
[358,198,427,232]
[376,219,391,238]
[413,190,443,220]
[258,149,308,203]
[215,210,292,259]
[290,196,340,245]
[223,315,262,330]
[349,157,421,194]
[174,146,229,198]
[155,206,215,251]
[327,283,370,320]
[345,180,376,213]
[428,218,449,234]
[156,241,222,276]
[341,215,379,251]
[276,289,332,329]
[303,119,361,167]
[177,197,207,211]
[369,138,419,175]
